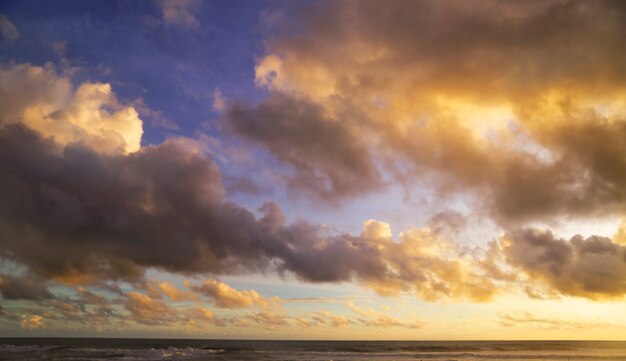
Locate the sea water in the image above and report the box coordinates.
[1,339,625,360]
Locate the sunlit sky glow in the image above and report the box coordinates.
[1,0,626,340]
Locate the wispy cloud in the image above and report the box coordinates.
[159,0,200,29]
[0,15,19,44]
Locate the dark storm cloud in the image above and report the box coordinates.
[0,121,491,300]
[224,93,383,202]
[0,122,258,282]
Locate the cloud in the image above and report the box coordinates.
[158,281,199,302]
[0,108,493,300]
[159,0,201,29]
[212,88,225,112]
[124,292,180,325]
[224,93,383,202]
[500,228,626,299]
[0,15,19,44]
[0,273,54,301]
[246,310,290,328]
[0,279,222,330]
[131,98,179,131]
[347,303,423,329]
[230,0,626,225]
[0,97,495,300]
[305,311,353,328]
[0,122,233,283]
[270,218,496,301]
[428,211,467,234]
[8,60,625,302]
[0,64,143,154]
[20,315,44,329]
[189,279,272,309]
[499,311,616,330]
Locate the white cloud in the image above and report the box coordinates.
[0,63,143,154]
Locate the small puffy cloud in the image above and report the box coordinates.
[159,0,200,29]
[158,281,199,302]
[190,279,271,308]
[246,310,290,327]
[124,291,180,325]
[212,88,226,112]
[0,15,19,44]
[182,307,214,327]
[362,219,392,241]
[20,315,44,330]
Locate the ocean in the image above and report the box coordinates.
[1,339,625,361]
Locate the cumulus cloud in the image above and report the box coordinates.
[263,217,496,301]
[227,0,626,226]
[0,64,143,154]
[0,117,492,302]
[500,228,626,299]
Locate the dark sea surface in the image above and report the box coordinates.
[1,339,625,361]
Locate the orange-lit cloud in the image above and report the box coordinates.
[20,315,43,330]
[189,279,273,309]
[0,64,143,154]
[225,0,626,227]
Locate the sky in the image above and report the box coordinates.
[0,0,626,340]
